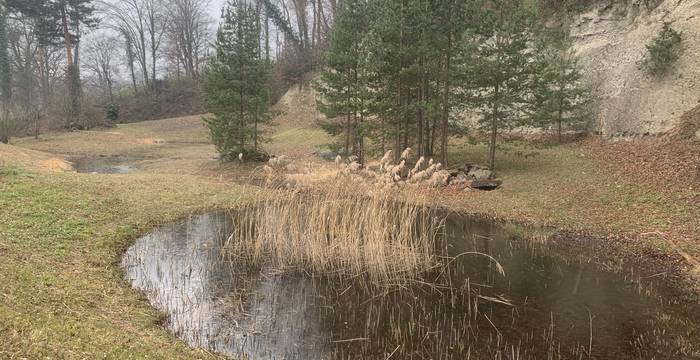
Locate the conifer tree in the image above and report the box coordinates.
[530,32,589,143]
[315,0,369,161]
[462,0,534,171]
[202,0,272,161]
[36,0,97,124]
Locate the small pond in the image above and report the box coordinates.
[122,212,700,359]
[71,156,139,174]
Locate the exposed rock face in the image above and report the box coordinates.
[570,0,700,136]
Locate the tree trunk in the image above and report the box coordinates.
[151,31,157,94]
[265,13,270,60]
[440,26,452,167]
[557,97,563,143]
[37,46,49,106]
[0,6,11,103]
[417,58,424,158]
[254,105,259,150]
[395,80,401,163]
[125,36,138,93]
[61,7,80,124]
[489,83,499,171]
[557,109,563,144]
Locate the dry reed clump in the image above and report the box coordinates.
[224,186,445,283]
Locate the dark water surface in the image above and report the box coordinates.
[71,156,138,174]
[122,212,700,359]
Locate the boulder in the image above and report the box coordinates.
[468,168,493,181]
[470,179,502,191]
[316,150,337,161]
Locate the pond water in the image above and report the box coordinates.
[71,156,138,174]
[122,212,700,359]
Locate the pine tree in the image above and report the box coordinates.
[433,0,469,165]
[314,0,369,161]
[640,22,682,77]
[34,0,97,124]
[529,32,589,143]
[362,0,425,163]
[461,0,534,171]
[202,0,272,161]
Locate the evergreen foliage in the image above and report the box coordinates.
[640,22,682,77]
[316,0,591,170]
[314,0,370,161]
[461,0,535,170]
[104,103,119,122]
[529,30,590,143]
[202,0,272,161]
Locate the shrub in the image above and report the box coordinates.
[104,103,120,122]
[0,105,29,143]
[640,23,682,77]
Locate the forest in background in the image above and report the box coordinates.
[0,0,682,170]
[199,0,594,169]
[0,0,337,135]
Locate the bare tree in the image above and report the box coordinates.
[99,0,150,90]
[85,35,118,101]
[7,18,38,108]
[121,29,139,93]
[166,0,212,79]
[144,0,166,93]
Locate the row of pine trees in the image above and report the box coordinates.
[202,0,589,170]
[315,0,589,169]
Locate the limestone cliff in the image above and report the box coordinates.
[570,0,700,136]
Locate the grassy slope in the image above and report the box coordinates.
[443,141,699,246]
[0,110,698,358]
[0,113,327,359]
[0,168,253,359]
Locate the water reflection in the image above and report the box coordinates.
[122,212,700,359]
[71,156,138,174]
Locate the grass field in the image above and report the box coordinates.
[0,110,698,358]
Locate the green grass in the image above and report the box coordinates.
[268,127,330,156]
[0,170,254,359]
[1,115,698,358]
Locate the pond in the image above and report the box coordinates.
[122,211,700,359]
[70,156,139,174]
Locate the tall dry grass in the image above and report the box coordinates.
[224,185,446,283]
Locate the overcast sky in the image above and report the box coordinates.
[207,0,227,22]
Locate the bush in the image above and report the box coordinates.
[0,105,29,143]
[640,23,682,77]
[104,103,120,122]
[115,79,203,123]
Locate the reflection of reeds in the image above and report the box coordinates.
[224,186,445,283]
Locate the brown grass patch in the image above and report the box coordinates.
[142,138,166,145]
[0,143,72,172]
[40,158,73,172]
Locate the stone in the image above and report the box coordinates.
[470,179,502,191]
[468,168,493,181]
[316,150,337,161]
